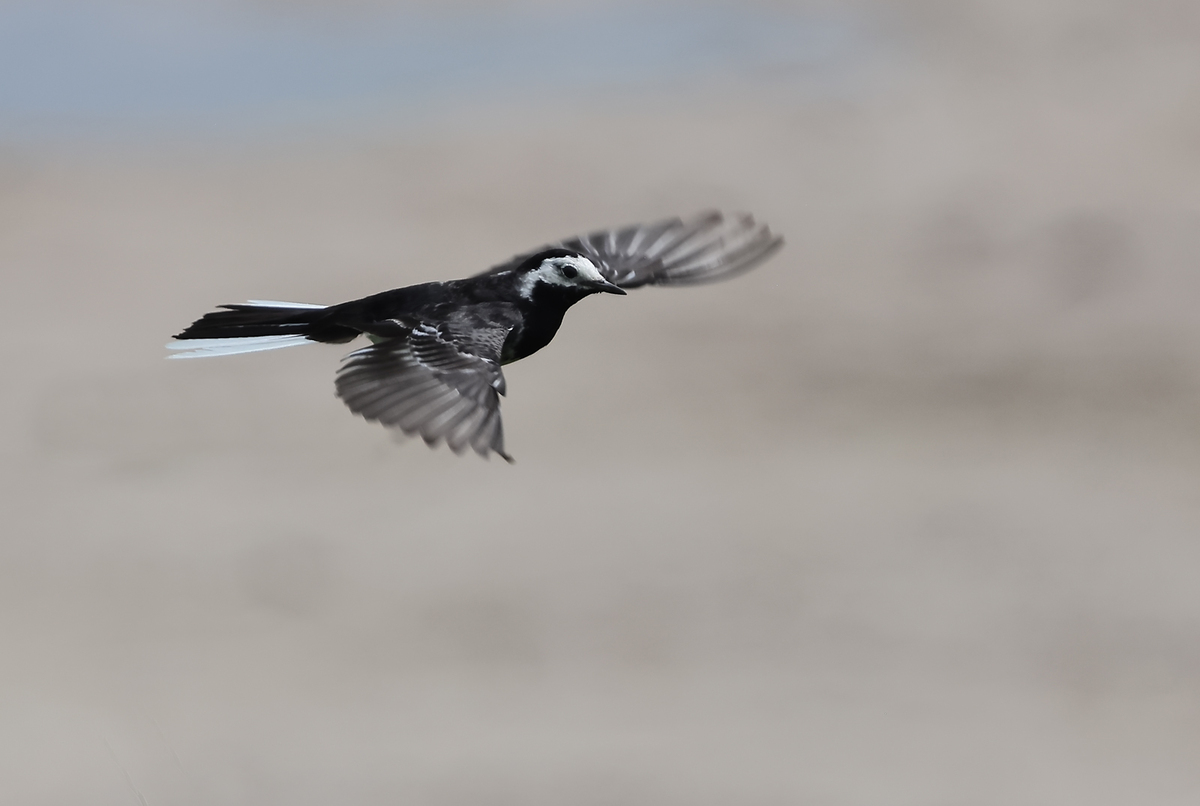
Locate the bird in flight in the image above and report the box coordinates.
[169,210,782,461]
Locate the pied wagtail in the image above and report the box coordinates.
[169,211,782,461]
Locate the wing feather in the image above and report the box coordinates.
[335,323,513,461]
[480,210,781,289]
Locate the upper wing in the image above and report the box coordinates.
[482,211,783,289]
[334,321,514,462]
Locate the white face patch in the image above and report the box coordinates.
[518,255,608,299]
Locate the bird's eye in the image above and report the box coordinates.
[560,265,578,279]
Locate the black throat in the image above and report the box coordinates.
[501,282,590,364]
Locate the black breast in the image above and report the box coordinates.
[502,281,594,363]
[502,305,567,364]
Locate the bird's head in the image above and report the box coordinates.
[516,249,626,300]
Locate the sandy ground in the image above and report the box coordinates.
[2,1,1200,804]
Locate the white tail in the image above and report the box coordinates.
[168,299,328,358]
[166,334,316,359]
[242,300,328,309]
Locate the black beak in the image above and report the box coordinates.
[591,278,626,295]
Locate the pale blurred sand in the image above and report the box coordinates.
[2,2,1200,804]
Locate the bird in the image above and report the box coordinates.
[168,210,783,461]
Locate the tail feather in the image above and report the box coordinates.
[168,300,336,359]
[167,334,316,359]
[173,301,327,340]
[242,300,328,309]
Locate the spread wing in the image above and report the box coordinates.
[482,210,783,289]
[334,321,513,462]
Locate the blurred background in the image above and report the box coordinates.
[2,0,1199,803]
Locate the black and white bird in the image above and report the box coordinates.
[169,211,782,461]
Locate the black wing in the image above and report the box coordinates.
[482,211,783,289]
[334,321,514,462]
